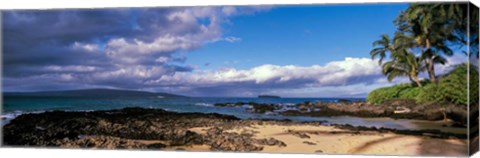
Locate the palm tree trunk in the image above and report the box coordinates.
[411,73,422,87]
[425,39,437,83]
[428,57,436,83]
[408,76,415,83]
[413,77,422,87]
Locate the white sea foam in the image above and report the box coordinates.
[281,103,296,106]
[1,110,45,126]
[265,112,276,115]
[1,109,103,126]
[241,104,253,109]
[1,111,23,120]
[194,103,214,107]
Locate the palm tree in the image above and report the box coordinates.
[382,49,424,87]
[370,33,424,87]
[395,4,454,83]
[438,3,479,57]
[370,34,395,65]
[370,3,470,86]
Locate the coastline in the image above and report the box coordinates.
[213,99,468,125]
[2,107,468,156]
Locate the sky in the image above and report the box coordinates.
[1,3,469,97]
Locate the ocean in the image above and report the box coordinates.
[0,96,467,134]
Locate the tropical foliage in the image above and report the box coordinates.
[367,83,418,104]
[370,3,477,85]
[367,64,478,105]
[367,3,479,105]
[368,3,478,106]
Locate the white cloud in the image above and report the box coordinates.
[431,53,468,77]
[44,65,97,72]
[269,82,394,98]
[59,73,75,82]
[92,66,169,80]
[223,36,242,43]
[155,56,170,63]
[99,6,267,67]
[106,35,197,56]
[147,57,382,87]
[136,57,390,97]
[104,7,228,65]
[222,7,237,16]
[72,42,100,52]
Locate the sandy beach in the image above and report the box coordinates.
[224,124,467,156]
[53,123,468,156]
[2,108,468,156]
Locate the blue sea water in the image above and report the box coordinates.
[0,96,467,134]
[2,96,347,113]
[1,97,344,123]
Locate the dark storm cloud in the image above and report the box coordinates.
[3,10,131,43]
[3,9,137,75]
[2,7,227,91]
[2,8,197,69]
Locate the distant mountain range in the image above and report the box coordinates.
[258,95,281,98]
[3,88,187,98]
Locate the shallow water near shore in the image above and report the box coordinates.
[1,96,466,134]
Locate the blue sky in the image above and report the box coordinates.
[186,4,408,70]
[2,3,467,97]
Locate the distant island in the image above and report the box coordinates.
[258,95,280,98]
[3,88,187,98]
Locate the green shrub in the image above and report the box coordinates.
[366,87,393,104]
[367,63,475,106]
[366,83,413,104]
[416,83,440,104]
[398,86,421,99]
[436,64,472,105]
[470,65,479,106]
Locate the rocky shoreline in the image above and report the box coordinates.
[3,107,303,151]
[2,107,467,152]
[213,99,468,125]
